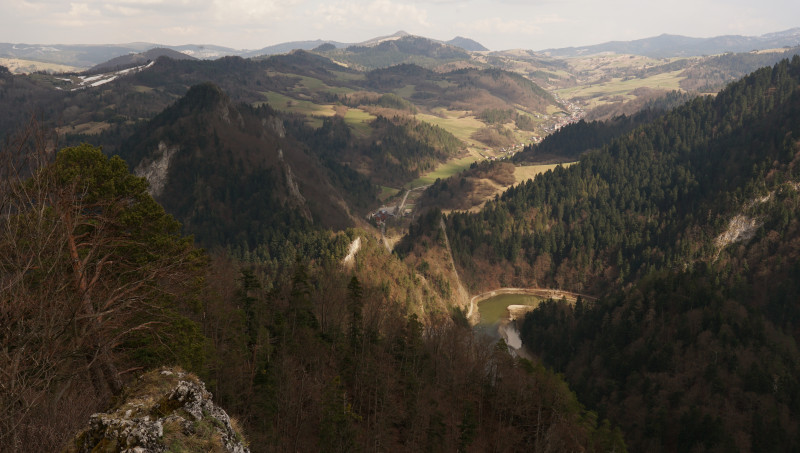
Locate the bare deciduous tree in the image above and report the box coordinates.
[0,118,203,451]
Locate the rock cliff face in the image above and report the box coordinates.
[64,367,249,453]
[134,141,179,198]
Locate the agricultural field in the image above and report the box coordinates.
[415,109,485,146]
[393,84,416,98]
[57,121,113,136]
[556,70,685,110]
[0,57,81,74]
[514,162,574,184]
[256,91,336,117]
[283,72,355,96]
[408,154,480,188]
[379,186,401,201]
[342,107,376,137]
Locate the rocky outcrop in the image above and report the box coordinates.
[714,214,761,249]
[134,142,178,198]
[64,367,249,453]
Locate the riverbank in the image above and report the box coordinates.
[468,287,596,325]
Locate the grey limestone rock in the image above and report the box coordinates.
[65,367,249,453]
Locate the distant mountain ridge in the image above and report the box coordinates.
[118,82,359,246]
[3,28,799,69]
[0,32,488,68]
[88,47,196,73]
[446,36,489,52]
[0,42,240,68]
[541,27,800,58]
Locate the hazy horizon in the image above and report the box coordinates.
[3,0,799,52]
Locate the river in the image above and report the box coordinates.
[474,293,544,357]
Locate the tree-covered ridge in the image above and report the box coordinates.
[365,115,463,183]
[202,233,627,453]
[498,57,800,451]
[521,177,800,450]
[521,266,800,452]
[514,91,693,162]
[0,137,626,451]
[323,35,472,70]
[446,56,800,294]
[679,46,800,92]
[115,83,380,251]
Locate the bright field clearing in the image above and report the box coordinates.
[0,58,81,74]
[265,70,355,96]
[565,54,677,73]
[257,92,336,117]
[407,155,480,188]
[514,163,575,184]
[415,109,486,146]
[556,70,685,108]
[379,186,401,201]
[290,74,355,96]
[57,121,112,136]
[394,85,416,98]
[330,70,366,82]
[342,108,376,137]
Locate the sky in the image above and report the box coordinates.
[2,0,799,51]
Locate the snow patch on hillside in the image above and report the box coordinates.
[70,60,155,91]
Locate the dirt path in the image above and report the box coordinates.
[395,189,411,214]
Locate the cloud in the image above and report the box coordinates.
[317,0,430,28]
[162,25,200,36]
[463,14,563,36]
[50,2,106,27]
[212,0,303,23]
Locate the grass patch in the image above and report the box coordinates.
[415,110,485,146]
[58,122,112,136]
[257,91,336,117]
[267,71,356,96]
[556,70,685,109]
[379,186,401,201]
[343,108,376,137]
[0,57,81,74]
[330,70,366,82]
[394,84,416,98]
[514,163,575,184]
[293,74,355,95]
[305,117,325,129]
[408,155,479,188]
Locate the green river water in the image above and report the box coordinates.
[476,293,544,327]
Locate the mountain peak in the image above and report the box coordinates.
[179,82,228,111]
[446,36,489,52]
[357,30,411,47]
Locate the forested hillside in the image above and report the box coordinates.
[7,30,800,453]
[0,129,625,451]
[116,82,367,249]
[424,56,800,451]
[445,56,800,295]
